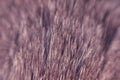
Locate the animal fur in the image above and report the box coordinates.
[0,0,120,80]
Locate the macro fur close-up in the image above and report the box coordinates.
[0,0,120,80]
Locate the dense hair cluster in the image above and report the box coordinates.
[0,0,120,80]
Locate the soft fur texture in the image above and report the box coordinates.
[0,0,120,80]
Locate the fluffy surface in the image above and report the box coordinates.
[0,0,120,80]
